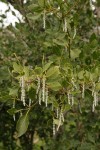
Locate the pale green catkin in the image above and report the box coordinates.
[42,77,46,102]
[45,88,48,107]
[20,76,26,106]
[43,10,46,29]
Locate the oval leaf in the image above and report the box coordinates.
[16,113,29,137]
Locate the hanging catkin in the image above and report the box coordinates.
[42,76,46,102]
[56,108,59,118]
[53,118,56,136]
[20,76,26,106]
[45,88,48,107]
[61,109,64,122]
[71,77,77,89]
[57,108,64,131]
[82,82,85,99]
[39,89,42,105]
[36,77,40,94]
[43,10,46,29]
[13,100,15,121]
[92,82,95,96]
[68,91,71,105]
[64,18,67,32]
[94,91,98,107]
[29,99,31,107]
[57,113,61,131]
[73,28,76,39]
[72,95,74,105]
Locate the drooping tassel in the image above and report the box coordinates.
[64,18,67,32]
[56,108,59,118]
[73,27,76,39]
[68,91,71,105]
[43,10,46,29]
[42,76,46,102]
[36,77,40,94]
[39,89,42,105]
[45,88,48,107]
[92,101,95,112]
[29,98,32,107]
[57,108,64,131]
[20,76,26,106]
[13,100,15,121]
[71,77,77,89]
[53,118,56,136]
[82,82,85,99]
[57,112,62,131]
[92,82,95,96]
[71,95,74,105]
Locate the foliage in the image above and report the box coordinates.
[0,0,100,149]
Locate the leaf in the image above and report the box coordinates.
[9,88,18,96]
[7,108,17,115]
[27,13,42,21]
[24,66,29,77]
[71,49,81,59]
[38,0,45,7]
[47,81,62,91]
[53,39,67,46]
[46,66,60,78]
[34,66,42,75]
[13,62,23,73]
[95,83,100,90]
[43,61,53,72]
[16,112,29,137]
[28,4,41,12]
[54,119,59,125]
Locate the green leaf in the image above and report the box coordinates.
[27,13,42,21]
[95,83,100,90]
[28,4,41,12]
[13,62,23,73]
[24,66,29,77]
[16,112,29,137]
[46,66,60,78]
[43,61,53,72]
[71,49,81,59]
[9,88,18,96]
[47,81,62,91]
[54,119,60,125]
[7,108,17,115]
[34,66,42,75]
[38,0,45,7]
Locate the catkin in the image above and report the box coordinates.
[39,89,42,105]
[72,95,74,105]
[29,99,31,107]
[57,114,61,131]
[94,91,98,107]
[68,91,71,105]
[13,100,15,121]
[53,119,56,136]
[45,88,48,107]
[43,10,46,29]
[61,109,64,122]
[71,77,77,89]
[64,18,67,32]
[56,108,59,118]
[36,77,40,94]
[42,76,46,102]
[82,82,85,99]
[73,28,76,39]
[57,108,64,131]
[92,82,95,96]
[20,76,26,106]
[92,101,95,112]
